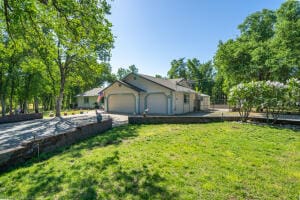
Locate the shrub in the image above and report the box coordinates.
[229,80,295,123]
[228,82,258,122]
[260,81,288,122]
[286,78,300,111]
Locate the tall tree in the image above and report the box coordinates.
[214,2,299,95]
[1,0,114,117]
[168,58,187,79]
[128,64,138,74]
[271,0,300,80]
[116,64,139,79]
[167,58,215,95]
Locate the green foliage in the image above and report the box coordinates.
[167,58,216,96]
[116,64,139,80]
[168,58,187,79]
[229,79,299,122]
[286,78,300,110]
[0,0,114,116]
[0,123,298,199]
[214,1,300,94]
[228,82,258,121]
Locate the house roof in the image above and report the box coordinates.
[127,73,198,93]
[76,87,103,97]
[117,80,146,92]
[101,80,146,93]
[169,78,184,84]
[77,73,207,98]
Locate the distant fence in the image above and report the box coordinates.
[210,104,230,110]
[0,119,112,172]
[129,116,300,126]
[0,113,43,124]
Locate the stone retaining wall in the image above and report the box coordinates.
[0,119,112,172]
[129,116,300,125]
[0,113,43,124]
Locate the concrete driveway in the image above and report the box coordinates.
[0,112,128,151]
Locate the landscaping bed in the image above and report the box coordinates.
[0,122,298,199]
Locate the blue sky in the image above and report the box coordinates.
[109,0,284,77]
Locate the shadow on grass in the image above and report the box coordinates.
[3,150,178,199]
[246,121,300,132]
[1,125,140,175]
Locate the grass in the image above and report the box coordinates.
[0,122,299,199]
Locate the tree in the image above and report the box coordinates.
[128,65,138,74]
[168,58,187,79]
[214,3,300,95]
[116,65,139,80]
[1,0,114,117]
[167,58,216,96]
[271,0,300,80]
[286,78,300,111]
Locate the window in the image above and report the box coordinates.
[84,97,89,104]
[184,94,190,104]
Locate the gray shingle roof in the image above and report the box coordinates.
[77,87,103,97]
[101,80,146,93]
[77,73,205,98]
[135,74,197,93]
[117,80,146,92]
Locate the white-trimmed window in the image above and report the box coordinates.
[84,97,89,104]
[184,94,190,104]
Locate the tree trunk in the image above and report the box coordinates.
[50,95,54,110]
[55,91,63,117]
[9,81,14,115]
[34,97,39,113]
[1,94,6,117]
[23,100,28,114]
[55,74,65,117]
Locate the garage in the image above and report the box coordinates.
[146,93,168,114]
[108,94,135,114]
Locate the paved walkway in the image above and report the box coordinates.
[0,112,128,151]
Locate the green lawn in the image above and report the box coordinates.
[0,122,299,199]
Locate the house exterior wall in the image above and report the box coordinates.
[124,74,172,94]
[103,74,201,115]
[174,92,183,114]
[200,96,210,110]
[190,93,196,112]
[173,92,196,114]
[139,93,146,114]
[104,82,139,114]
[77,96,98,108]
[124,74,173,115]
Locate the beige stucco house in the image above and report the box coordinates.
[102,73,210,115]
[76,87,103,108]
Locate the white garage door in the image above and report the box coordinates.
[108,94,135,114]
[146,93,167,114]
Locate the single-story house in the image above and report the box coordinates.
[76,87,103,108]
[102,73,210,115]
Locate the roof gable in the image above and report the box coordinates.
[123,73,197,93]
[102,80,146,93]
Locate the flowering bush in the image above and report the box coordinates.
[228,82,258,122]
[229,79,298,123]
[286,78,300,111]
[259,81,288,122]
